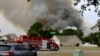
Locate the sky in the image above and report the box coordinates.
[74,0,100,35]
[0,0,100,36]
[74,0,100,26]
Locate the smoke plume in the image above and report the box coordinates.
[0,0,83,32]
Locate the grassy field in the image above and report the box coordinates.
[38,53,100,56]
[38,47,100,56]
[61,46,100,50]
[38,53,72,56]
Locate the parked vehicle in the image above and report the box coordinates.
[0,41,37,56]
[19,35,59,51]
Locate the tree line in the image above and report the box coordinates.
[27,22,83,39]
[27,22,100,46]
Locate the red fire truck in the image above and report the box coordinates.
[18,35,59,51]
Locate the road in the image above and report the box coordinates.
[37,48,100,56]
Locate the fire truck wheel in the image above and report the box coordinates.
[33,52,37,56]
[50,46,54,51]
[54,47,59,51]
[34,46,39,51]
[50,47,59,51]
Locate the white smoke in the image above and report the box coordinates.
[0,0,84,33]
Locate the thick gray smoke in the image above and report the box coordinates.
[0,0,83,32]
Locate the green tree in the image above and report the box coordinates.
[82,32,100,47]
[92,32,100,46]
[82,36,91,43]
[27,22,43,36]
[27,22,60,38]
[83,33,96,44]
[41,29,60,38]
[29,22,43,30]
[61,29,77,35]
[76,29,84,40]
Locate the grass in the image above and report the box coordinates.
[43,53,72,56]
[60,46,100,50]
[38,53,72,56]
[38,53,100,56]
[38,47,100,56]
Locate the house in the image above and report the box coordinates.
[52,35,82,47]
[0,34,18,40]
